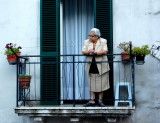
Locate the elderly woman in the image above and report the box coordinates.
[82,28,110,107]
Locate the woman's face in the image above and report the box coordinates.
[89,32,98,42]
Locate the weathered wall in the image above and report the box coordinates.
[0,0,160,123]
[0,0,39,123]
[113,0,160,123]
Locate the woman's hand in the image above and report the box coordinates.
[82,49,95,55]
[96,50,107,55]
[88,49,95,53]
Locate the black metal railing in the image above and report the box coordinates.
[13,54,135,107]
[8,45,135,108]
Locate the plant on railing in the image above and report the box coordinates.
[4,43,22,55]
[117,41,132,52]
[117,41,132,61]
[4,43,22,64]
[132,45,150,56]
[18,74,32,89]
[132,45,151,65]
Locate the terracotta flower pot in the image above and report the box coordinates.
[18,77,31,89]
[7,52,21,65]
[121,52,130,61]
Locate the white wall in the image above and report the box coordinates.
[113,0,160,123]
[0,0,160,123]
[0,0,40,123]
[113,0,160,47]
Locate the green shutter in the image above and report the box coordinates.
[95,0,114,105]
[40,0,60,105]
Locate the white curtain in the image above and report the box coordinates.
[61,0,94,100]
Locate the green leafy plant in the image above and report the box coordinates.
[117,41,132,52]
[132,45,151,56]
[4,43,22,55]
[18,74,32,78]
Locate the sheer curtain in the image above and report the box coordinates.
[61,0,94,100]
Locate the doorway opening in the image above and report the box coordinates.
[60,0,94,103]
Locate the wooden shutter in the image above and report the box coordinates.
[40,0,60,105]
[95,0,114,105]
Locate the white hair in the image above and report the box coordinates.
[90,28,101,37]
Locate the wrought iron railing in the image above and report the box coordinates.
[8,45,135,108]
[13,54,135,107]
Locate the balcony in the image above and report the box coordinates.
[14,53,135,121]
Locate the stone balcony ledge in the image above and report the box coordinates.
[15,106,135,117]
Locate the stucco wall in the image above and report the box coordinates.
[0,0,39,123]
[113,0,160,123]
[0,0,160,123]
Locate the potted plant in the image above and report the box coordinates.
[117,41,132,61]
[132,45,151,65]
[18,74,32,89]
[4,43,22,64]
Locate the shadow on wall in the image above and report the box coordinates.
[45,117,107,123]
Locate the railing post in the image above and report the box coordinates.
[16,62,19,107]
[16,54,22,107]
[130,43,135,107]
[132,57,135,106]
[73,55,75,107]
[129,43,132,56]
